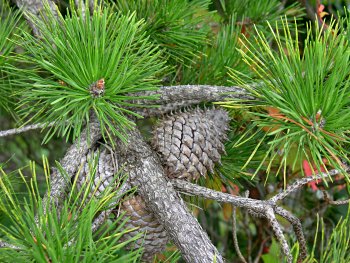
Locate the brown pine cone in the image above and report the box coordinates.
[115,195,169,262]
[152,107,229,181]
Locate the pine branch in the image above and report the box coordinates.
[0,84,252,136]
[115,128,224,263]
[269,168,347,203]
[172,170,350,263]
[133,84,254,116]
[0,122,55,137]
[322,190,350,205]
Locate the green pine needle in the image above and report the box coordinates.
[305,207,350,263]
[218,115,265,184]
[181,15,250,85]
[217,0,304,36]
[9,3,166,143]
[0,157,142,262]
[225,18,350,182]
[115,0,211,66]
[0,3,24,113]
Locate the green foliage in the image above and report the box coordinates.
[225,18,350,181]
[0,158,142,262]
[9,3,165,143]
[218,114,265,184]
[217,0,303,33]
[180,0,303,85]
[180,16,249,85]
[305,208,350,263]
[0,3,23,113]
[114,0,211,66]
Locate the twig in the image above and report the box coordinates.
[322,190,350,206]
[270,168,346,203]
[0,122,55,138]
[172,179,308,262]
[232,205,247,263]
[274,207,307,263]
[265,207,292,263]
[172,179,269,211]
[173,169,347,262]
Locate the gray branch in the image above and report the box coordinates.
[172,179,306,262]
[0,84,252,137]
[172,179,269,212]
[322,190,350,206]
[274,207,307,263]
[270,168,346,203]
[265,207,292,263]
[0,122,55,138]
[115,128,224,263]
[133,85,254,117]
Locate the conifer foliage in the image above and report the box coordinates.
[9,3,165,142]
[1,0,350,263]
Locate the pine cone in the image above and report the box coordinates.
[76,147,117,198]
[115,195,169,261]
[152,108,229,181]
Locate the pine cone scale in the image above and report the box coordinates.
[152,108,229,181]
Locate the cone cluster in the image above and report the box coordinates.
[76,107,229,260]
[152,108,229,180]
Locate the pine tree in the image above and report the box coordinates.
[1,0,350,262]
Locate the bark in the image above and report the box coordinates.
[115,128,224,263]
[133,85,254,116]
